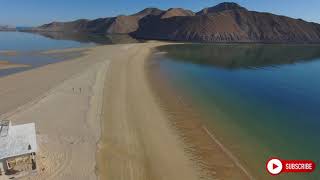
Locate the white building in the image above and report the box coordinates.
[0,120,37,179]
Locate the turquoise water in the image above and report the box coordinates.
[154,44,320,180]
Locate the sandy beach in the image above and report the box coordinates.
[0,42,249,180]
[96,42,202,180]
[0,47,110,179]
[96,42,250,180]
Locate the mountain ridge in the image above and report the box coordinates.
[31,2,320,43]
[196,2,247,15]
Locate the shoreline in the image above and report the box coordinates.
[0,60,30,70]
[1,42,252,180]
[0,46,110,180]
[96,42,252,180]
[0,48,89,79]
[147,47,253,179]
[97,42,202,180]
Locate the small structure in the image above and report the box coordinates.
[0,120,37,179]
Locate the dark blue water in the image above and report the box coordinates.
[153,44,320,180]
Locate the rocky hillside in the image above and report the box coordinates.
[196,2,247,15]
[161,8,195,19]
[35,8,163,34]
[33,2,320,43]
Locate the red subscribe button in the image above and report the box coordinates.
[266,158,316,175]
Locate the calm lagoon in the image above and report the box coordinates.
[152,44,320,180]
[0,31,138,77]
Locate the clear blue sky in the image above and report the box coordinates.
[1,0,319,26]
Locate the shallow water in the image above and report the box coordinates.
[153,44,320,180]
[0,31,96,77]
[0,31,140,77]
[0,31,95,51]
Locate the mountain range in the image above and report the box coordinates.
[32,2,320,43]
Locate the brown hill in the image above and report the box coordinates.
[37,18,114,33]
[107,8,163,34]
[160,8,195,19]
[132,5,320,43]
[196,2,247,15]
[33,2,320,43]
[35,8,164,34]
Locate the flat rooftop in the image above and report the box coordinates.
[0,121,37,160]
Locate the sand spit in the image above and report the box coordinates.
[97,43,202,180]
[0,60,30,70]
[0,42,250,180]
[0,51,18,56]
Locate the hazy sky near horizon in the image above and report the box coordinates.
[1,0,319,26]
